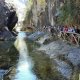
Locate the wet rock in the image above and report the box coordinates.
[4,67,16,80]
[0,55,11,70]
[0,27,16,41]
[67,48,80,66]
[29,50,64,80]
[36,34,52,45]
[28,31,45,41]
[0,1,18,36]
[38,40,80,79]
[0,41,18,69]
[54,59,72,79]
[38,40,73,59]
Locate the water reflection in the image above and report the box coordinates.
[14,61,36,80]
[14,32,37,80]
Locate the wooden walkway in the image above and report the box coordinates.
[60,31,80,46]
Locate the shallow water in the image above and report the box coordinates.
[14,32,37,80]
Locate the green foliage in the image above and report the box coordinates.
[57,0,80,25]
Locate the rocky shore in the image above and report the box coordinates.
[3,34,80,80]
[37,34,80,80]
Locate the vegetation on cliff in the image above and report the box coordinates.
[58,0,80,26]
[23,0,80,30]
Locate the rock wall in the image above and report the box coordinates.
[3,0,63,32]
[0,2,8,29]
[0,0,18,31]
[0,0,63,32]
[23,0,63,31]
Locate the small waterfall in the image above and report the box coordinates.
[14,32,37,80]
[11,0,36,79]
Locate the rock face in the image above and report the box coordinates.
[0,27,16,40]
[6,9,18,32]
[23,0,63,31]
[38,39,80,79]
[0,0,18,40]
[21,0,56,30]
[0,2,8,29]
[0,41,19,80]
[0,0,5,5]
[0,0,62,32]
[0,1,18,32]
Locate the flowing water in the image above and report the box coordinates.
[11,0,37,79]
[14,32,37,80]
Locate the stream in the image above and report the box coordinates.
[0,0,80,80]
[14,32,37,80]
[0,32,80,80]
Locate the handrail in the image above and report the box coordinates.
[60,31,80,36]
[60,31,80,46]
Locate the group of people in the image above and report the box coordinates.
[59,25,80,34]
[43,25,58,37]
[58,25,80,44]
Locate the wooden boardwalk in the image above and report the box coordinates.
[60,31,80,46]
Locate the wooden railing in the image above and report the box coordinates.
[59,31,80,46]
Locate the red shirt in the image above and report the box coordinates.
[63,27,68,32]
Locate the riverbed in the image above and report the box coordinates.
[0,32,80,80]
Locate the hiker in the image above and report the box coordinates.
[75,26,80,34]
[68,26,75,33]
[63,26,68,33]
[48,26,55,36]
[60,26,63,32]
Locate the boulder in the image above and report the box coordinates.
[0,2,18,35]
[0,27,16,41]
